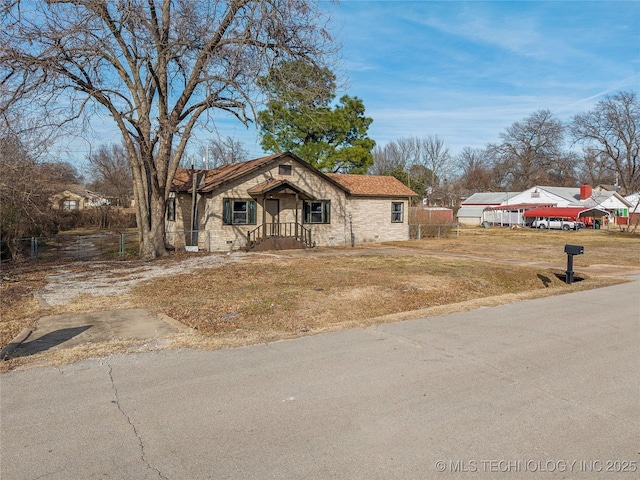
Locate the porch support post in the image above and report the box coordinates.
[295,193,299,239]
[262,193,267,239]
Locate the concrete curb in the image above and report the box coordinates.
[1,328,32,360]
[157,313,196,334]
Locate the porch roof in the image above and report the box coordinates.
[247,178,314,200]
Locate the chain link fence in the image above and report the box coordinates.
[409,223,460,239]
[6,225,451,262]
[7,233,139,261]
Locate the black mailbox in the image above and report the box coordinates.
[564,245,584,284]
[564,245,584,255]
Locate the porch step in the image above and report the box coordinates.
[249,237,307,252]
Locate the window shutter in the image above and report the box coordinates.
[249,201,256,224]
[324,201,331,224]
[303,202,310,223]
[223,199,231,224]
[166,198,176,221]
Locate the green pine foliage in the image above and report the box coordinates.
[258,61,375,173]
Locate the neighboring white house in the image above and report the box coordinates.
[583,189,633,226]
[456,192,519,226]
[507,186,581,207]
[625,193,640,227]
[625,193,640,213]
[461,185,633,228]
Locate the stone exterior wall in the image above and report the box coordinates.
[347,197,410,244]
[167,157,412,252]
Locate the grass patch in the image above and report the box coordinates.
[400,227,640,267]
[132,255,567,337]
[2,227,638,370]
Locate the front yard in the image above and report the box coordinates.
[1,227,638,369]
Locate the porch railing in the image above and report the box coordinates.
[247,222,312,249]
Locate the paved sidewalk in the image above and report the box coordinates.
[1,278,639,479]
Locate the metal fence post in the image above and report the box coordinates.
[418,224,421,240]
[119,234,124,256]
[30,237,36,259]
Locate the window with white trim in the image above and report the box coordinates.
[62,200,79,210]
[391,202,403,223]
[223,199,256,225]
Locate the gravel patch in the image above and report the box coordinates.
[39,252,248,306]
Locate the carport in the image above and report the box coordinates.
[524,206,610,228]
[485,203,555,227]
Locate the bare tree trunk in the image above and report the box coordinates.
[2,1,336,260]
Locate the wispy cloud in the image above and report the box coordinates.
[329,1,639,155]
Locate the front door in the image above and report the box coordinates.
[265,199,279,236]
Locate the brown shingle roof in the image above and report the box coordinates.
[172,153,285,192]
[171,153,416,198]
[326,174,417,197]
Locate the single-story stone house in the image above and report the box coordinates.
[167,152,417,251]
[50,186,111,210]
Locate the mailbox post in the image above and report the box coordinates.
[564,244,584,284]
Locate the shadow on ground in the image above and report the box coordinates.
[12,326,92,357]
[3,309,184,360]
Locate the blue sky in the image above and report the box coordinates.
[326,0,639,157]
[70,0,639,167]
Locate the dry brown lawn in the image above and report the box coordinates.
[2,227,638,369]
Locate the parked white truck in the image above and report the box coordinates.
[531,218,585,230]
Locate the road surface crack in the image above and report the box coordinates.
[107,362,170,479]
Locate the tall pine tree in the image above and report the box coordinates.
[258,60,375,173]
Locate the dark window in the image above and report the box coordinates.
[223,199,257,225]
[279,164,292,175]
[303,200,330,224]
[391,202,403,223]
[167,198,176,221]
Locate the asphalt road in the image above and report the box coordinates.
[2,278,639,479]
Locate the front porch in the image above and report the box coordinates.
[246,222,313,251]
[246,178,316,251]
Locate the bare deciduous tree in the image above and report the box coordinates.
[371,136,450,201]
[370,137,428,197]
[371,137,421,175]
[419,134,451,191]
[195,136,249,169]
[1,0,336,258]
[86,144,133,207]
[455,147,497,191]
[0,124,80,259]
[577,147,616,187]
[570,90,639,193]
[371,143,404,176]
[488,110,570,190]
